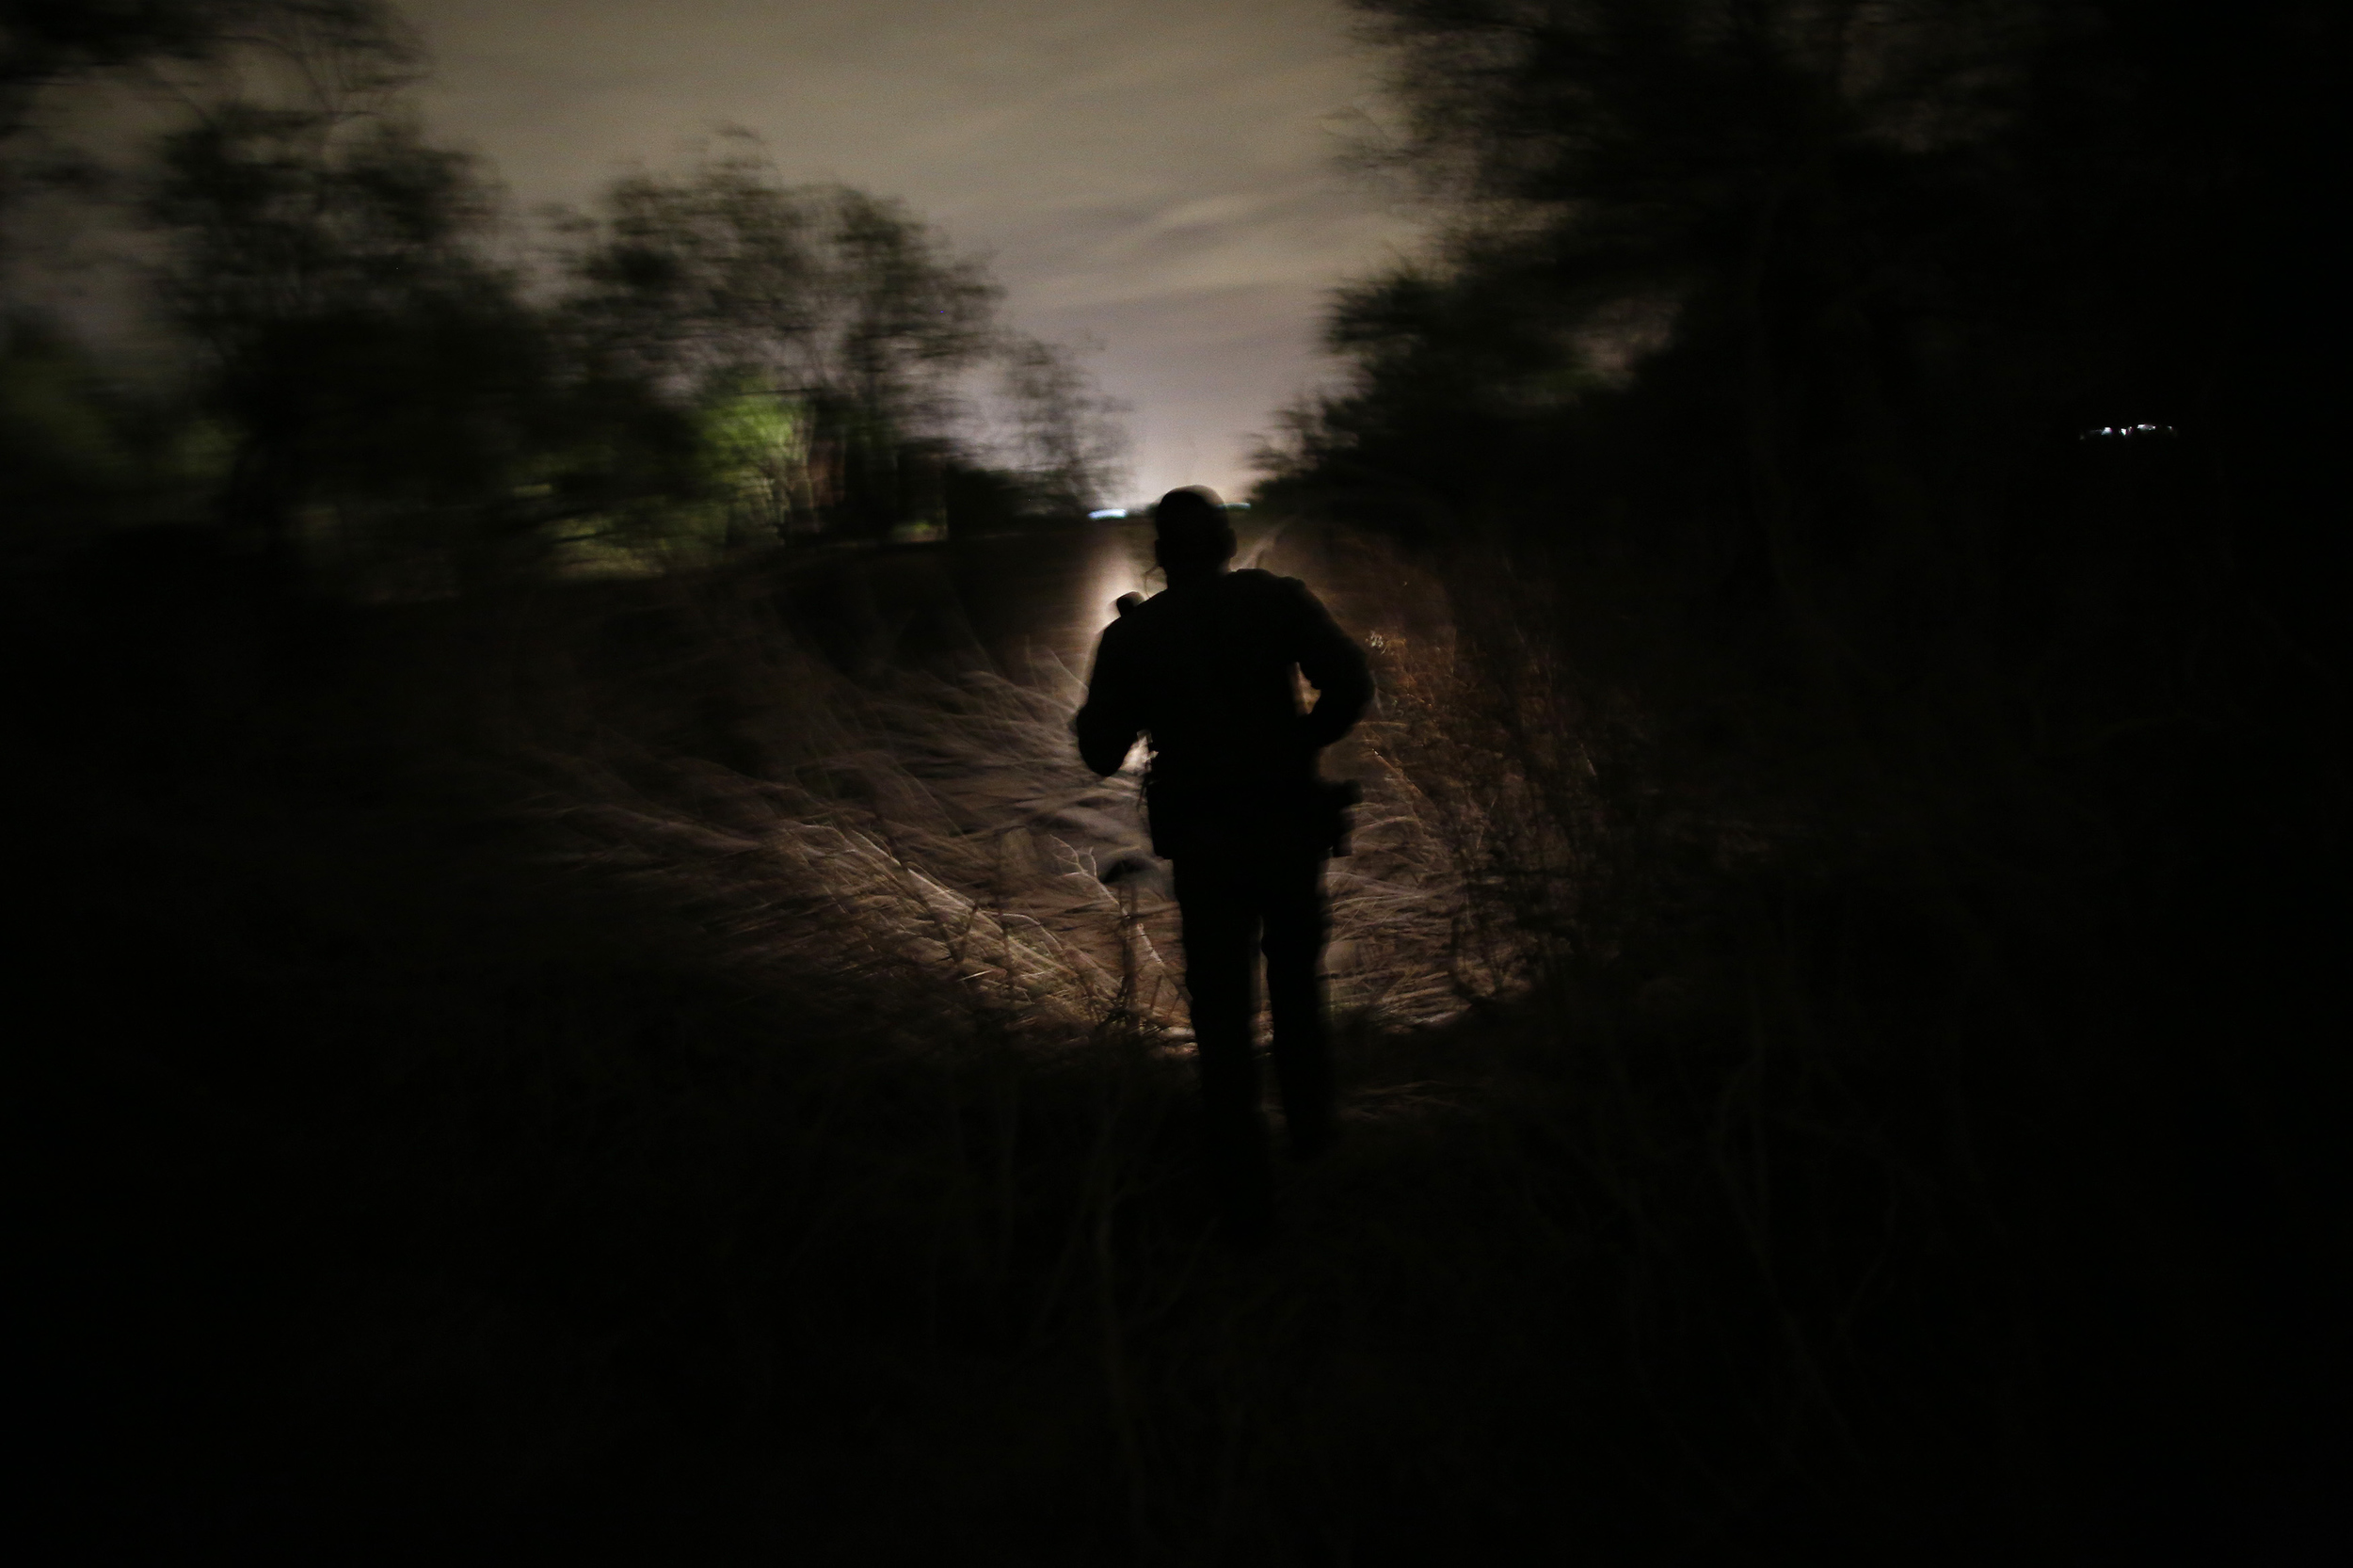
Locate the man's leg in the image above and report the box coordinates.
[1173,854,1273,1238]
[1260,850,1336,1157]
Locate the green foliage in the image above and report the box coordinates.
[694,375,814,536]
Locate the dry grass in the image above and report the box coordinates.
[495,528,1529,1065]
[23,518,2303,1566]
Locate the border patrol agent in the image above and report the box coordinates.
[1075,487,1372,1240]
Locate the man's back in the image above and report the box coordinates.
[1076,490,1369,1239]
[1075,567,1370,792]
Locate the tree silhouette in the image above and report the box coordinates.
[1,0,418,145]
[1269,0,2340,818]
[146,103,558,577]
[555,140,1120,536]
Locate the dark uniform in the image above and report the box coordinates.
[1075,564,1372,1232]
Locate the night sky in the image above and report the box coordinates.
[400,0,1420,504]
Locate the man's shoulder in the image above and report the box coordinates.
[1213,568,1321,615]
[1226,567,1304,593]
[1098,588,1188,653]
[1114,590,1177,635]
[1124,572,1320,634]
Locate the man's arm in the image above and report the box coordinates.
[1074,621,1144,776]
[1291,583,1373,750]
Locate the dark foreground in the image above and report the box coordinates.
[7,523,2346,1567]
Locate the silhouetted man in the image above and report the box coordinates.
[1075,487,1372,1240]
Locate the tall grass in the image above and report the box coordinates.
[4,523,1559,1562]
[13,514,2333,1565]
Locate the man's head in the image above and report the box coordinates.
[1154,486,1236,582]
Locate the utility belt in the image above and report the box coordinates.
[1144,775,1362,861]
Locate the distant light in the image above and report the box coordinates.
[1089,507,1128,520]
[2080,424,2177,440]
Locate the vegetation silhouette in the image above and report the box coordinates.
[5,0,2346,1563]
[1256,0,2349,1555]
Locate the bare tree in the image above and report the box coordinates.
[998,332,1128,516]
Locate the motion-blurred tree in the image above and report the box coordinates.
[997,331,1128,520]
[145,102,567,581]
[1255,14,2348,1548]
[2,1,414,131]
[0,313,144,535]
[0,0,419,216]
[556,141,1121,537]
[1267,0,2340,822]
[555,146,993,538]
[11,16,1125,573]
